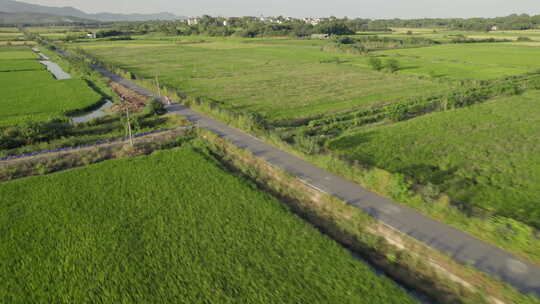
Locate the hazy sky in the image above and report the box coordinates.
[19,0,540,18]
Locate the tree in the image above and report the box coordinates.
[146,99,167,116]
[368,57,383,71]
[315,22,355,35]
[386,59,400,73]
[517,36,532,41]
[17,121,43,145]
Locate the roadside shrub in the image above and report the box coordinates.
[368,57,383,71]
[388,103,408,121]
[517,36,532,42]
[385,59,400,73]
[42,119,73,139]
[3,120,73,148]
[420,183,441,202]
[0,135,22,150]
[333,36,356,44]
[294,135,321,154]
[146,99,167,116]
[17,121,43,145]
[245,112,267,130]
[389,173,412,200]
[496,83,522,96]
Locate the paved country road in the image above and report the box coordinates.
[92,65,540,298]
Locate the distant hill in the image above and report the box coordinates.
[0,11,97,25]
[0,0,183,22]
[89,12,180,22]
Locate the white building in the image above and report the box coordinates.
[303,17,323,26]
[187,18,200,26]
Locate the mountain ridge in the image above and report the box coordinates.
[0,0,183,22]
[0,11,99,25]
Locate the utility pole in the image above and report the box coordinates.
[155,74,161,98]
[122,98,134,146]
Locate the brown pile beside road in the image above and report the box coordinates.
[109,81,149,112]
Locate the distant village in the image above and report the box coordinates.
[185,16,335,26]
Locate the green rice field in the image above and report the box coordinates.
[377,28,540,42]
[0,146,416,303]
[77,38,453,122]
[329,90,540,228]
[0,27,23,41]
[0,32,23,41]
[0,47,102,126]
[374,43,540,79]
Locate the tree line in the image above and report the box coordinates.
[95,13,540,39]
[370,14,540,31]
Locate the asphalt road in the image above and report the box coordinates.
[92,65,540,298]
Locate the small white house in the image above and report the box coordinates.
[86,33,96,39]
[311,33,330,39]
[187,18,200,26]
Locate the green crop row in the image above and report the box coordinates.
[0,146,416,303]
[0,46,103,127]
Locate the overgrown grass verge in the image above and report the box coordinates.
[0,113,187,158]
[0,127,193,182]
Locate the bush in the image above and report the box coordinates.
[146,99,167,116]
[5,119,73,147]
[385,59,400,73]
[388,103,408,121]
[17,121,43,145]
[0,135,22,150]
[517,36,532,42]
[42,119,73,139]
[315,22,355,35]
[368,57,383,71]
[333,36,356,45]
[294,135,321,154]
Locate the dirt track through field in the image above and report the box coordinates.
[90,64,540,298]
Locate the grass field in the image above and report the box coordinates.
[0,32,24,41]
[380,28,540,42]
[0,146,416,303]
[374,43,540,79]
[77,37,453,122]
[329,90,540,228]
[0,47,102,126]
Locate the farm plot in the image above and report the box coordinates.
[0,32,23,41]
[0,146,416,304]
[0,47,43,72]
[329,90,540,229]
[374,43,540,79]
[0,27,23,41]
[0,47,102,126]
[78,38,452,122]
